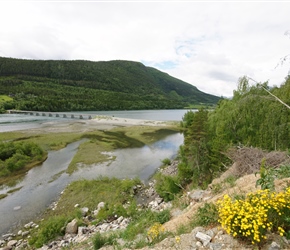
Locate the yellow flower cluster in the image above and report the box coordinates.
[147,222,165,242]
[217,187,290,244]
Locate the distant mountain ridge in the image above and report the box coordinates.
[0,57,220,111]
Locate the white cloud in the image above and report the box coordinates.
[0,1,289,97]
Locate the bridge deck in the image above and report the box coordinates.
[8,110,93,120]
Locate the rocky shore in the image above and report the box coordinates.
[1,159,289,250]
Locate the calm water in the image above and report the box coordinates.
[0,109,193,132]
[0,110,188,236]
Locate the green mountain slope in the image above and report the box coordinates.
[0,57,220,111]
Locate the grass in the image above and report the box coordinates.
[0,193,8,199]
[1,122,181,248]
[0,95,13,103]
[0,125,180,183]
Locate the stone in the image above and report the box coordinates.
[195,231,212,246]
[24,221,34,229]
[269,241,281,250]
[209,243,223,250]
[7,240,17,247]
[80,207,89,216]
[21,231,30,237]
[74,204,80,208]
[65,219,78,234]
[97,202,105,209]
[116,216,124,224]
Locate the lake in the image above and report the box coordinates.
[0,110,191,236]
[0,109,193,132]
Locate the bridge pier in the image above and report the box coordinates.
[7,110,94,120]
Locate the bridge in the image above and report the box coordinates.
[8,110,94,120]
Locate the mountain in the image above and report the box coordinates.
[0,57,220,111]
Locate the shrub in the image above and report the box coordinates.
[147,222,165,243]
[93,232,117,250]
[191,202,219,227]
[155,173,181,201]
[217,188,290,245]
[161,158,171,165]
[29,215,68,248]
[154,209,171,224]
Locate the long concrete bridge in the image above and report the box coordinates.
[8,110,93,120]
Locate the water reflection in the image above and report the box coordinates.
[0,133,183,236]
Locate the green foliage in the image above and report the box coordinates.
[217,188,290,245]
[154,209,171,224]
[93,232,117,250]
[178,108,227,188]
[120,209,170,242]
[277,165,290,179]
[161,158,171,165]
[29,215,68,248]
[0,57,219,112]
[209,76,290,151]
[0,141,45,177]
[154,173,181,201]
[255,159,277,191]
[191,202,219,227]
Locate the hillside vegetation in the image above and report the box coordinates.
[0,75,289,249]
[0,57,219,112]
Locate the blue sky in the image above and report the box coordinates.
[0,1,290,97]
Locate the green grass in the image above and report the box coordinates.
[0,95,13,103]
[0,193,8,199]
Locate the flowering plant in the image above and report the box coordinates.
[217,187,290,244]
[147,222,165,243]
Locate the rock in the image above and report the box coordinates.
[65,219,78,234]
[24,221,34,229]
[209,242,223,250]
[74,204,80,208]
[2,246,12,250]
[7,240,17,247]
[21,231,30,237]
[2,234,15,241]
[17,230,22,236]
[195,231,212,246]
[188,190,211,202]
[80,207,89,216]
[0,240,5,247]
[97,202,105,209]
[13,206,21,211]
[268,241,281,250]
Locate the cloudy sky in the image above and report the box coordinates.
[1,1,290,97]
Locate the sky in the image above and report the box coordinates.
[0,1,290,97]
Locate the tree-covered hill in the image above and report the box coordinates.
[0,57,220,112]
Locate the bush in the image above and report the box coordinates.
[147,222,165,243]
[29,215,68,248]
[161,158,171,165]
[217,188,290,245]
[154,209,171,224]
[155,173,181,201]
[191,202,219,227]
[93,232,117,250]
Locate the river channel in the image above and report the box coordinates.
[0,110,189,236]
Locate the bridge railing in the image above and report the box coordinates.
[7,110,93,120]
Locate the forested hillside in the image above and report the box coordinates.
[154,76,290,198]
[0,57,220,112]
